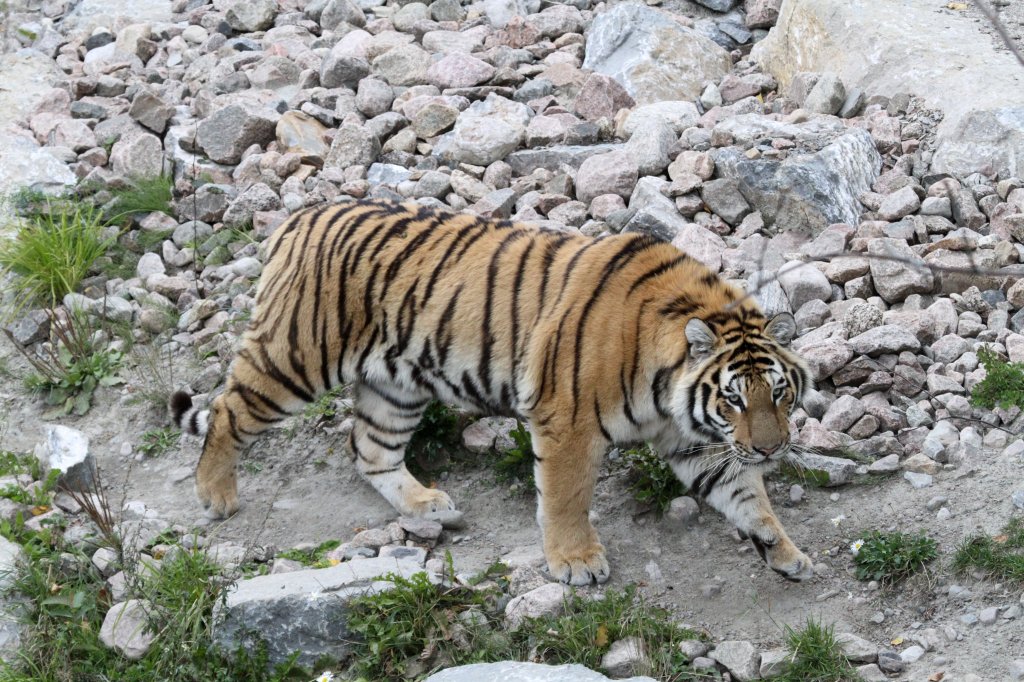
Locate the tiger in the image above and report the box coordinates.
[170,198,815,585]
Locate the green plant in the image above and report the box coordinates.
[0,203,113,313]
[776,619,861,682]
[13,310,123,416]
[494,421,535,491]
[303,387,345,421]
[0,451,58,507]
[406,401,462,474]
[138,427,178,457]
[953,517,1024,582]
[278,540,342,568]
[971,347,1024,409]
[105,175,174,222]
[127,344,183,411]
[852,530,938,584]
[624,444,685,515]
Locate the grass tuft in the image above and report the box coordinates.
[493,421,535,491]
[852,530,937,584]
[278,540,342,568]
[776,618,861,682]
[105,175,175,222]
[953,517,1024,583]
[137,427,179,457]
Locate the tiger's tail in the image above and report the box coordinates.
[170,391,209,436]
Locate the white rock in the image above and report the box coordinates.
[99,600,156,660]
[505,583,569,628]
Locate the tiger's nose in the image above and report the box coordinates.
[754,444,783,457]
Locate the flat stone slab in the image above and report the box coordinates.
[425,661,658,682]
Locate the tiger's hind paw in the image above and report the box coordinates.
[546,543,610,586]
[195,473,239,519]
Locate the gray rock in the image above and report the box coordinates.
[820,395,865,432]
[709,640,760,682]
[320,0,366,30]
[583,2,732,104]
[664,496,699,527]
[712,129,881,235]
[426,53,494,90]
[624,119,675,176]
[372,45,431,87]
[320,50,370,90]
[225,0,276,31]
[178,184,236,223]
[701,178,751,226]
[759,648,790,678]
[325,124,380,170]
[671,224,726,273]
[867,454,900,474]
[482,0,540,29]
[843,300,883,337]
[803,72,845,115]
[1013,490,1024,510]
[436,95,532,166]
[877,186,921,221]
[35,425,94,492]
[778,261,831,310]
[196,104,278,166]
[799,340,854,381]
[505,583,569,628]
[836,632,877,663]
[128,89,173,134]
[622,102,701,137]
[574,73,636,123]
[791,452,857,486]
[425,662,657,682]
[215,557,433,668]
[601,637,649,678]
[6,309,50,346]
[576,149,639,205]
[100,600,155,660]
[848,325,921,356]
[110,132,164,178]
[903,471,933,489]
[222,183,282,227]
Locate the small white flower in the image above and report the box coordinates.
[314,672,335,682]
[830,514,846,527]
[850,539,864,556]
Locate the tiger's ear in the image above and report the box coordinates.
[764,312,797,346]
[685,318,716,360]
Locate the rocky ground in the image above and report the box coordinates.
[1,0,1024,679]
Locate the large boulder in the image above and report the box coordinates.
[583,2,732,105]
[196,103,278,166]
[214,558,434,668]
[712,128,881,235]
[751,0,1024,178]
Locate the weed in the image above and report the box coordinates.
[138,427,178,457]
[302,387,346,422]
[953,517,1024,582]
[126,344,182,411]
[0,451,57,507]
[494,421,535,492]
[852,530,938,584]
[777,462,831,488]
[105,175,175,223]
[776,619,861,682]
[12,309,123,416]
[971,347,1024,410]
[0,203,113,314]
[624,444,685,516]
[134,228,175,254]
[346,573,702,681]
[407,401,462,475]
[277,540,342,568]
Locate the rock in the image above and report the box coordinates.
[799,340,854,381]
[35,425,94,492]
[215,558,433,668]
[574,73,635,123]
[436,94,532,166]
[137,254,164,279]
[576,149,638,205]
[320,51,370,90]
[128,89,172,134]
[820,395,865,432]
[225,0,276,31]
[877,186,921,221]
[320,0,366,29]
[100,600,155,660]
[197,104,278,166]
[583,3,732,104]
[751,0,1024,178]
[6,309,50,346]
[601,637,649,678]
[712,129,881,235]
[483,0,540,29]
[671,225,726,273]
[622,102,701,137]
[664,496,699,528]
[425,662,657,682]
[758,649,789,678]
[709,640,760,682]
[700,179,751,226]
[372,45,431,87]
[792,452,857,486]
[276,112,330,167]
[1013,490,1024,510]
[325,124,380,170]
[778,262,831,310]
[505,583,569,628]
[110,132,164,178]
[223,183,282,227]
[835,632,877,663]
[803,72,845,115]
[426,53,495,90]
[903,471,933,489]
[848,325,921,356]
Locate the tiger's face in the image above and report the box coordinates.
[675,312,808,464]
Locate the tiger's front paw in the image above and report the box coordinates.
[545,542,610,586]
[404,487,455,517]
[768,542,814,582]
[195,469,239,519]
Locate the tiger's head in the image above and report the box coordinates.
[672,311,810,465]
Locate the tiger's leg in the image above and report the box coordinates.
[532,428,610,586]
[348,382,455,516]
[699,468,814,581]
[191,367,309,518]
